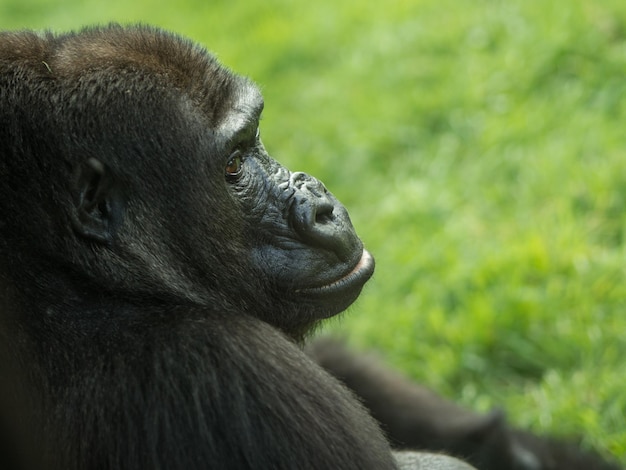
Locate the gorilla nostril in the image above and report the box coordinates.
[315,211,333,225]
[315,202,334,225]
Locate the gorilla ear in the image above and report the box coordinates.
[71,158,120,244]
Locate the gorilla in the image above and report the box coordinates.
[0,25,619,470]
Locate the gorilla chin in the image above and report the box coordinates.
[297,249,375,316]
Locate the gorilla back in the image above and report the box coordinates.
[0,25,398,469]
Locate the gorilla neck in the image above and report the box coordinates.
[0,246,322,350]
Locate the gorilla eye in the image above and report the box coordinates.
[225,151,243,179]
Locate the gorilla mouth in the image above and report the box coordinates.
[298,249,375,296]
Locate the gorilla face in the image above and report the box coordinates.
[216,85,375,321]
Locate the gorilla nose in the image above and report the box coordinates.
[289,172,357,260]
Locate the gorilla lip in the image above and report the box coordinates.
[298,249,375,295]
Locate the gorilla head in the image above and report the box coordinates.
[0,25,373,339]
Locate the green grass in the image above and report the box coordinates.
[3,0,626,463]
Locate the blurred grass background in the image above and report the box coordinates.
[2,0,625,463]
